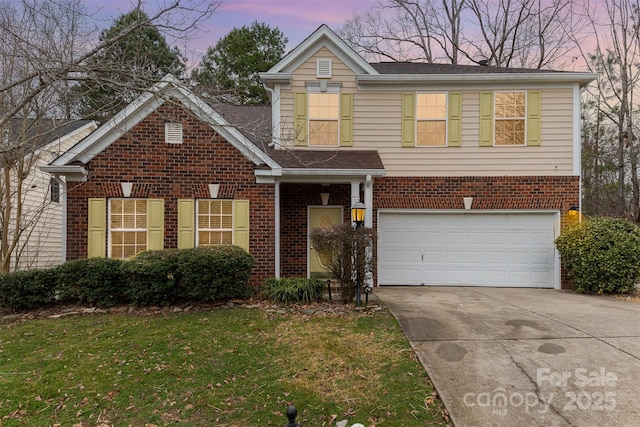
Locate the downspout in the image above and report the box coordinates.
[275,181,280,279]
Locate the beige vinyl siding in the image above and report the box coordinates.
[352,88,575,177]
[280,48,358,148]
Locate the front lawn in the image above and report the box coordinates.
[0,305,449,426]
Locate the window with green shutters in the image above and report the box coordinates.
[480,91,542,146]
[402,92,461,147]
[293,92,353,147]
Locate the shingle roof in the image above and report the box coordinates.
[2,118,93,152]
[267,148,384,170]
[370,62,564,75]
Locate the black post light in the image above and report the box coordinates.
[351,201,366,306]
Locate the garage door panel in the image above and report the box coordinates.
[378,212,557,288]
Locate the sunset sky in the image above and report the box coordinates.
[84,0,377,59]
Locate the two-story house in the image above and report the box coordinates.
[44,25,596,289]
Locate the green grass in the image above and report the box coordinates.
[0,307,448,426]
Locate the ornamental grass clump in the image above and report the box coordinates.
[263,277,324,304]
[555,216,640,294]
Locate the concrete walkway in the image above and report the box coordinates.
[374,287,640,427]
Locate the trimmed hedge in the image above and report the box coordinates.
[0,269,57,311]
[0,246,255,311]
[263,277,324,304]
[556,217,640,294]
[179,246,254,302]
[121,249,183,306]
[55,258,126,307]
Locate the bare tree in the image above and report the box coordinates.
[0,0,220,272]
[574,0,640,220]
[340,0,585,68]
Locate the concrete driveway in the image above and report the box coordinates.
[374,287,640,427]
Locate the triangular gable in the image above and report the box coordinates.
[262,24,378,78]
[50,75,281,170]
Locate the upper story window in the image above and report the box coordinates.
[109,199,147,259]
[494,92,526,145]
[50,178,60,203]
[309,93,339,146]
[416,93,447,146]
[197,199,233,245]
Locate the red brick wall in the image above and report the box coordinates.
[279,176,578,288]
[66,103,275,287]
[373,175,579,289]
[279,183,351,278]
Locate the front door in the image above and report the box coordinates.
[308,206,343,278]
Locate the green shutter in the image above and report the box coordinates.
[340,93,353,147]
[527,91,542,146]
[177,199,195,249]
[293,92,308,146]
[87,198,106,258]
[479,92,494,147]
[448,92,462,147]
[401,93,415,147]
[233,200,250,252]
[147,199,164,250]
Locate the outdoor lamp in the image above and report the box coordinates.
[351,201,366,226]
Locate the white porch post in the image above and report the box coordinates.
[350,181,360,211]
[274,181,281,279]
[364,175,373,228]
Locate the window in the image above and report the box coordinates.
[109,199,147,259]
[50,178,60,203]
[308,93,339,146]
[416,93,447,146]
[197,200,233,246]
[494,92,526,145]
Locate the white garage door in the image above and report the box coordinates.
[378,212,558,288]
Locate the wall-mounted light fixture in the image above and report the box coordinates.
[320,192,330,206]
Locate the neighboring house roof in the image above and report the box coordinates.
[2,119,95,152]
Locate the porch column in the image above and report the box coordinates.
[350,181,360,209]
[274,181,281,279]
[364,175,373,228]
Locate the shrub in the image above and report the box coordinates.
[263,277,324,304]
[55,258,126,307]
[556,217,640,294]
[310,223,375,303]
[0,269,57,311]
[178,245,254,302]
[121,249,182,306]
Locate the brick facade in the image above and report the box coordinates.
[279,176,578,288]
[65,103,276,287]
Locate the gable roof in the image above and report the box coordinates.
[45,75,281,177]
[260,24,378,83]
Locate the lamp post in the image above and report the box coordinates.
[351,201,366,306]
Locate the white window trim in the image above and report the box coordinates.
[416,92,448,147]
[493,90,528,147]
[308,92,340,147]
[108,198,147,259]
[195,199,234,246]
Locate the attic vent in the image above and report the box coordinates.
[165,122,183,144]
[317,58,332,78]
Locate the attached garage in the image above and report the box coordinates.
[377,211,559,288]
